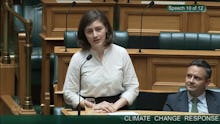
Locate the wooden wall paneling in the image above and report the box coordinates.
[150,57,219,91]
[196,1,220,32]
[57,56,71,91]
[187,13,202,32]
[41,2,115,38]
[119,4,188,36]
[151,57,192,91]
[201,10,209,32]
[202,8,220,33]
[208,59,220,88]
[130,56,149,90]
[119,2,220,35]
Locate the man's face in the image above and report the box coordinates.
[185,65,210,97]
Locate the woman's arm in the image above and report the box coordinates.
[93,97,128,113]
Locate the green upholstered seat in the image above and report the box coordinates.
[64,30,79,48]
[179,86,220,93]
[64,30,129,48]
[159,32,220,50]
[113,31,128,48]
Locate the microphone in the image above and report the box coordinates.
[64,1,77,52]
[139,0,154,53]
[78,54,92,116]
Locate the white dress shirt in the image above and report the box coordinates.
[63,44,139,108]
[188,92,209,113]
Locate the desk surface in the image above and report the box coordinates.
[61,109,214,116]
[54,46,220,57]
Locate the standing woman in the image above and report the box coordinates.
[63,9,139,113]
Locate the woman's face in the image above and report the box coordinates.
[84,20,107,50]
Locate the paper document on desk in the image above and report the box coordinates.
[108,111,139,115]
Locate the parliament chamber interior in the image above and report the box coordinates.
[1,0,220,117]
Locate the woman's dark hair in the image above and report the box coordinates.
[77,9,113,50]
[189,59,212,79]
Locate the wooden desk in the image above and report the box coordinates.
[54,46,220,107]
[61,109,212,116]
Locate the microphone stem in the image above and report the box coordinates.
[78,63,84,116]
[65,11,68,31]
[78,66,82,116]
[65,1,76,52]
[140,12,144,42]
[139,1,154,52]
[78,90,81,116]
[78,78,81,116]
[77,54,92,116]
[139,5,145,52]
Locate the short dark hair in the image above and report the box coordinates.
[188,59,212,79]
[77,9,113,50]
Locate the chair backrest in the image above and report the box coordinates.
[64,30,79,48]
[113,31,128,48]
[179,86,220,93]
[13,2,42,47]
[159,32,220,50]
[64,30,129,48]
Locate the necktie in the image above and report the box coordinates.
[191,97,199,113]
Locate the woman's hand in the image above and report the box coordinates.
[93,101,117,113]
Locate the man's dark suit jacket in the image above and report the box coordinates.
[163,90,220,114]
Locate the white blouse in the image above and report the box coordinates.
[63,44,139,108]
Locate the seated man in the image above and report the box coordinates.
[163,59,220,114]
